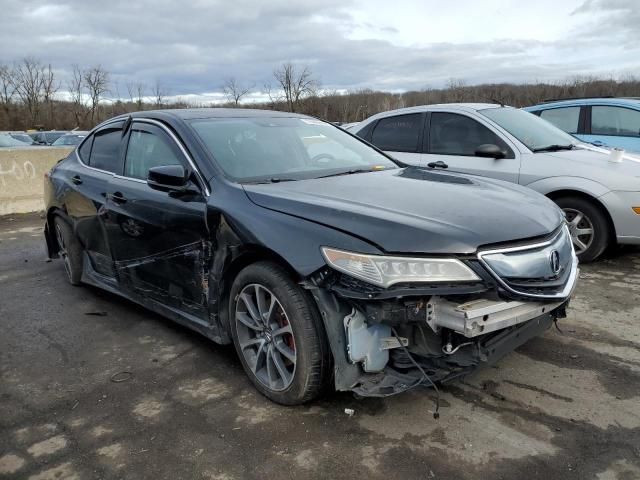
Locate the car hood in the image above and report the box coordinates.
[537,146,640,190]
[242,168,564,254]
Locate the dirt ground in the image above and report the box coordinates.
[1,212,639,480]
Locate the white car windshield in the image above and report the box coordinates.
[480,107,578,152]
[190,117,397,182]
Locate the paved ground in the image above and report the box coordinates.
[1,213,639,480]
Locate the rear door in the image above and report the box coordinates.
[422,111,520,183]
[62,122,125,277]
[582,105,640,152]
[103,120,210,319]
[367,113,425,165]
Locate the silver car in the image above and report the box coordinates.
[353,104,640,262]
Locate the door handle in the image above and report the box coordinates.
[71,175,82,185]
[109,192,127,204]
[592,141,604,146]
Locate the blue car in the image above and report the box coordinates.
[524,98,640,153]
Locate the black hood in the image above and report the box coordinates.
[242,167,564,254]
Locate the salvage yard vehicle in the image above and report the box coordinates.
[524,97,640,153]
[44,108,577,405]
[354,104,640,262]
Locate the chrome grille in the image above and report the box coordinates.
[478,226,578,299]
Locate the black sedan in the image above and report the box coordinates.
[44,109,578,405]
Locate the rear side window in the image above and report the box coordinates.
[540,107,580,134]
[429,112,510,157]
[89,128,123,173]
[591,106,640,137]
[370,114,423,152]
[77,135,93,162]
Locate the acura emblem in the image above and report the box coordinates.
[549,250,561,275]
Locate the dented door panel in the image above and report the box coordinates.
[103,175,209,316]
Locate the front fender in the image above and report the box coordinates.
[523,176,611,199]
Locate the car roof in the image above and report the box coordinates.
[525,97,640,110]
[360,103,504,122]
[95,108,313,130]
[135,108,309,120]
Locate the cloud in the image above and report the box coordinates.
[0,0,638,99]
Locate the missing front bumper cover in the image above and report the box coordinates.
[426,296,565,338]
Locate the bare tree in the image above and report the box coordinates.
[127,81,147,110]
[13,57,46,126]
[152,80,168,107]
[273,62,318,112]
[42,64,59,128]
[0,64,16,117]
[68,64,85,127]
[84,65,109,124]
[222,77,254,106]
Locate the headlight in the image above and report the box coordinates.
[321,247,481,288]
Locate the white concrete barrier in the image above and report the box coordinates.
[0,147,74,215]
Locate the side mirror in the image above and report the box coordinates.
[147,165,191,192]
[475,144,506,159]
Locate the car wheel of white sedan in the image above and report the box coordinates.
[555,196,610,263]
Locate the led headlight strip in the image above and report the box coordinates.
[321,247,481,288]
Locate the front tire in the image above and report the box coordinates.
[554,196,610,263]
[229,261,330,405]
[54,217,83,285]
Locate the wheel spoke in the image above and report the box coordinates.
[576,228,593,236]
[270,347,292,385]
[569,212,583,226]
[265,345,278,388]
[239,337,264,351]
[574,237,588,252]
[272,324,292,338]
[255,285,269,321]
[240,292,261,323]
[236,312,262,331]
[274,340,296,363]
[265,296,277,324]
[253,341,267,374]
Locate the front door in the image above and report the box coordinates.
[103,121,210,318]
[422,112,521,183]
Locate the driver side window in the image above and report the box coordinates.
[124,124,183,180]
[429,112,511,157]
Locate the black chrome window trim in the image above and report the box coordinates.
[477,225,579,300]
[75,117,210,196]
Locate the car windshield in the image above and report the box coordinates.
[480,107,578,152]
[189,117,397,182]
[0,134,30,147]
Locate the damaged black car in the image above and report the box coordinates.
[44,109,578,405]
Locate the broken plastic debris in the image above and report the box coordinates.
[344,408,355,416]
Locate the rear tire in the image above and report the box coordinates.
[54,217,83,285]
[229,261,330,405]
[554,196,609,263]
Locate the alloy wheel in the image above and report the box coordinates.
[235,284,297,391]
[563,208,594,255]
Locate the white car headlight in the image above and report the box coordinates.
[321,247,481,288]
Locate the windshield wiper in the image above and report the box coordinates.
[532,144,575,153]
[316,168,377,179]
[243,177,298,184]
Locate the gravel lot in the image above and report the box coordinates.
[1,213,639,480]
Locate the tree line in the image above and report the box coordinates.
[1,57,639,131]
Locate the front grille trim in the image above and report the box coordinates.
[477,226,578,300]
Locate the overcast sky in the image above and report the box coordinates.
[1,0,638,102]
